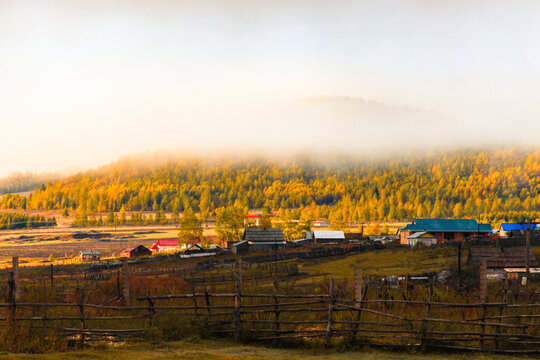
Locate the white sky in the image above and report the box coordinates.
[0,0,539,176]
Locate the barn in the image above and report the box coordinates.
[150,239,179,253]
[120,245,152,258]
[306,230,345,244]
[231,228,287,254]
[78,250,101,262]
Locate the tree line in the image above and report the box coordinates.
[0,212,57,230]
[0,148,538,227]
[0,172,59,195]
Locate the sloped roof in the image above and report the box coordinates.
[469,247,538,269]
[155,239,178,247]
[79,250,100,255]
[243,228,285,243]
[500,223,539,232]
[123,245,151,253]
[313,230,345,240]
[401,219,489,232]
[407,231,436,239]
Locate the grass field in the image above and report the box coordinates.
[0,339,535,360]
[297,246,458,281]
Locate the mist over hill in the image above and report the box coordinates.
[0,147,538,226]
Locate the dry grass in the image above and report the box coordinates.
[0,339,534,360]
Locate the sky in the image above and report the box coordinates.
[0,0,539,176]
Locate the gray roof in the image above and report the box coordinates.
[243,228,285,243]
[79,251,100,255]
[313,231,345,240]
[407,231,436,239]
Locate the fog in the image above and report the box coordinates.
[0,1,538,176]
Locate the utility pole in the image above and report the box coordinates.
[519,220,538,293]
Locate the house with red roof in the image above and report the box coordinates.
[150,238,179,253]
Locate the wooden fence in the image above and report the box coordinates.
[2,272,540,353]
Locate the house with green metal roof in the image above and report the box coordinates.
[399,219,492,245]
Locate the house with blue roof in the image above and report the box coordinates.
[499,223,539,238]
[399,219,492,245]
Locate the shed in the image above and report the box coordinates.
[312,230,345,244]
[120,245,152,258]
[150,239,179,253]
[406,232,437,247]
[78,250,101,262]
[242,228,286,252]
[499,223,539,238]
[468,247,538,269]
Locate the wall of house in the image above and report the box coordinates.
[400,231,411,244]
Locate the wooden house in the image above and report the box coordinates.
[499,223,539,238]
[120,245,152,258]
[78,250,101,262]
[231,228,286,254]
[150,239,179,253]
[399,219,491,245]
[405,232,437,247]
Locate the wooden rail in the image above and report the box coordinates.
[2,277,540,353]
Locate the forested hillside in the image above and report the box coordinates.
[0,148,538,226]
[0,172,59,195]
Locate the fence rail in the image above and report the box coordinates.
[2,277,540,354]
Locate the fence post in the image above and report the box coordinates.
[494,290,507,351]
[273,281,280,338]
[234,258,242,341]
[192,287,199,318]
[324,278,335,350]
[480,295,488,351]
[421,283,433,352]
[78,287,86,348]
[12,257,20,300]
[204,290,211,314]
[353,269,368,338]
[122,258,130,305]
[479,259,487,300]
[146,291,155,328]
[7,271,16,323]
[42,285,48,337]
[50,263,54,288]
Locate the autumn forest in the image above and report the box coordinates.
[0,148,538,228]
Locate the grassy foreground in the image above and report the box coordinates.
[0,339,536,360]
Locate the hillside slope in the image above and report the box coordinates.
[0,148,538,225]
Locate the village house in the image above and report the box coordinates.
[78,250,101,262]
[499,223,539,238]
[150,239,179,253]
[120,245,152,258]
[306,230,346,244]
[231,228,287,254]
[404,232,437,247]
[399,219,492,245]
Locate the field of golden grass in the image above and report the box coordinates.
[0,339,535,360]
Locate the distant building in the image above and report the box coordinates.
[405,232,437,247]
[369,235,400,245]
[399,219,491,245]
[306,230,346,244]
[150,239,179,253]
[78,250,101,262]
[499,223,539,238]
[231,228,287,254]
[120,245,152,258]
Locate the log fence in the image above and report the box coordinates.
[1,275,540,353]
